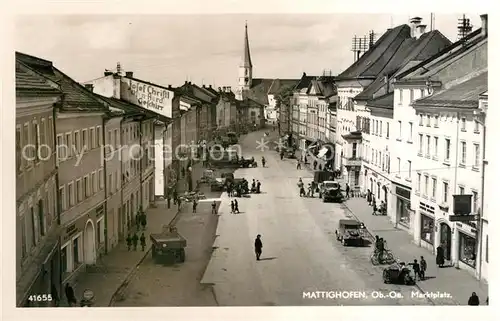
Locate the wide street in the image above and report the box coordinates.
[201,130,434,306]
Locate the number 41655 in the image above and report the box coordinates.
[28,294,52,302]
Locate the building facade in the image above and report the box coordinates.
[478,90,488,282]
[16,59,63,307]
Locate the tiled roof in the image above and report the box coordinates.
[412,71,487,109]
[337,24,410,80]
[366,92,394,109]
[247,78,274,104]
[267,78,300,95]
[16,61,61,95]
[356,30,452,100]
[294,73,318,91]
[308,78,336,97]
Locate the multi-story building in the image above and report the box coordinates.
[215,86,238,132]
[390,15,487,278]
[16,59,63,307]
[478,90,488,282]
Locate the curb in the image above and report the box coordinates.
[107,208,182,306]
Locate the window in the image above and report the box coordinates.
[445,138,451,161]
[107,130,112,151]
[473,144,480,168]
[386,122,389,138]
[399,89,403,104]
[398,121,402,138]
[409,89,414,103]
[407,161,412,179]
[352,143,357,158]
[97,126,102,147]
[472,191,478,213]
[61,245,68,273]
[23,123,30,166]
[48,117,53,147]
[97,219,104,245]
[459,232,476,267]
[114,129,119,147]
[30,206,36,246]
[419,114,423,126]
[434,115,439,128]
[37,199,45,236]
[461,117,466,131]
[76,179,82,202]
[433,137,438,157]
[59,186,66,211]
[426,115,430,126]
[99,169,104,190]
[460,142,466,165]
[432,178,437,199]
[84,175,89,198]
[65,133,72,157]
[92,171,97,193]
[420,88,425,98]
[418,134,423,154]
[16,125,22,173]
[108,174,112,196]
[424,175,429,196]
[416,173,421,192]
[474,120,480,133]
[426,135,431,156]
[33,120,40,162]
[408,122,413,142]
[40,118,46,157]
[115,170,119,192]
[397,157,401,175]
[443,182,449,203]
[90,127,95,149]
[459,186,465,195]
[73,236,81,266]
[74,130,80,154]
[82,129,88,151]
[68,182,75,206]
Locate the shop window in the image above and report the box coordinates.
[61,245,68,272]
[421,214,434,244]
[97,219,104,245]
[459,232,476,267]
[73,236,81,266]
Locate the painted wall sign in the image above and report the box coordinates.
[124,79,173,118]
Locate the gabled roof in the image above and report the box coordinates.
[366,92,394,109]
[247,77,301,105]
[412,71,487,109]
[307,78,337,98]
[16,61,61,95]
[356,30,452,100]
[294,73,318,91]
[337,24,411,80]
[268,78,300,95]
[16,52,107,112]
[180,82,218,104]
[96,94,169,121]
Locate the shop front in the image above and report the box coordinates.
[456,223,478,273]
[417,201,436,251]
[394,184,411,229]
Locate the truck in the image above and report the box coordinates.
[150,226,187,264]
[319,180,343,202]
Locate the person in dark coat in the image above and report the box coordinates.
[211,200,217,214]
[126,233,132,251]
[296,159,301,170]
[132,233,139,251]
[313,160,317,170]
[64,283,77,307]
[141,213,147,230]
[135,213,141,230]
[468,292,480,305]
[234,199,240,213]
[345,184,350,199]
[419,256,427,279]
[304,155,308,164]
[436,244,445,267]
[230,200,235,214]
[192,199,198,213]
[51,283,60,307]
[167,193,171,209]
[412,259,421,281]
[140,233,146,251]
[173,190,178,205]
[254,234,263,260]
[256,181,261,193]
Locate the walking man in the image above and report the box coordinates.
[468,292,480,305]
[234,199,240,213]
[132,233,139,251]
[167,192,171,209]
[345,183,350,199]
[192,199,198,213]
[140,233,146,251]
[412,258,421,281]
[254,234,263,261]
[141,213,147,230]
[419,256,427,280]
[64,283,77,307]
[211,200,217,214]
[230,200,235,214]
[296,159,301,170]
[126,233,132,251]
[256,180,261,193]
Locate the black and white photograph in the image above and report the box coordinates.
[2,0,495,319]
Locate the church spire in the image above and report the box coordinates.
[242,21,252,68]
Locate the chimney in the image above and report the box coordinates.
[416,24,427,39]
[409,17,423,37]
[116,62,122,75]
[481,14,488,37]
[218,87,222,92]
[202,85,206,88]
[227,86,231,92]
[84,84,94,92]
[168,85,172,89]
[125,71,133,78]
[209,85,212,88]
[185,81,188,85]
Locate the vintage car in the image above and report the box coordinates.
[319,180,343,202]
[239,157,258,168]
[383,262,415,285]
[210,172,235,191]
[313,170,335,186]
[150,226,187,264]
[335,219,366,246]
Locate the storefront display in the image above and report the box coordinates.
[397,197,410,226]
[420,214,434,244]
[459,232,477,267]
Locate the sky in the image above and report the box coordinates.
[15,13,482,88]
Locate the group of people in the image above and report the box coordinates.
[126,232,147,251]
[297,178,318,197]
[230,199,240,214]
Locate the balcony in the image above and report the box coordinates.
[343,156,362,166]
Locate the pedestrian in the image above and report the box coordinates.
[280,151,284,160]
[141,213,147,230]
[367,190,372,204]
[256,180,261,193]
[230,200,235,214]
[297,159,301,170]
[436,244,445,268]
[419,256,427,280]
[167,193,171,209]
[177,197,182,211]
[64,283,77,307]
[372,201,378,215]
[211,200,217,214]
[132,233,139,251]
[304,155,308,164]
[192,199,198,213]
[126,233,132,251]
[51,283,60,307]
[254,234,263,261]
[313,160,317,170]
[412,259,421,281]
[181,167,185,178]
[486,296,489,305]
[345,183,350,199]
[135,212,141,230]
[261,156,266,167]
[140,232,146,251]
[468,292,480,305]
[234,199,240,213]
[173,190,178,205]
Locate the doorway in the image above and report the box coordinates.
[439,223,452,261]
[84,220,96,265]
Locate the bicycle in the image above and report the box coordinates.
[370,249,396,265]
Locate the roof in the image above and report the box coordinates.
[268,78,300,95]
[16,52,107,112]
[179,82,217,104]
[242,23,252,68]
[239,97,264,109]
[412,71,488,109]
[16,61,61,95]
[96,94,170,121]
[307,78,337,97]
[294,73,317,91]
[337,24,411,80]
[366,92,394,109]
[355,30,452,100]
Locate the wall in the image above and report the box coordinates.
[154,124,165,197]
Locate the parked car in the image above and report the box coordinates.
[319,180,343,202]
[335,219,366,246]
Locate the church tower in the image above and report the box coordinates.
[236,22,253,100]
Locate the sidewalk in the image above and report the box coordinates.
[343,196,488,305]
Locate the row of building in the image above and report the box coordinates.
[277,15,488,282]
[15,52,265,306]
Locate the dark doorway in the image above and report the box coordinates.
[440,223,452,260]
